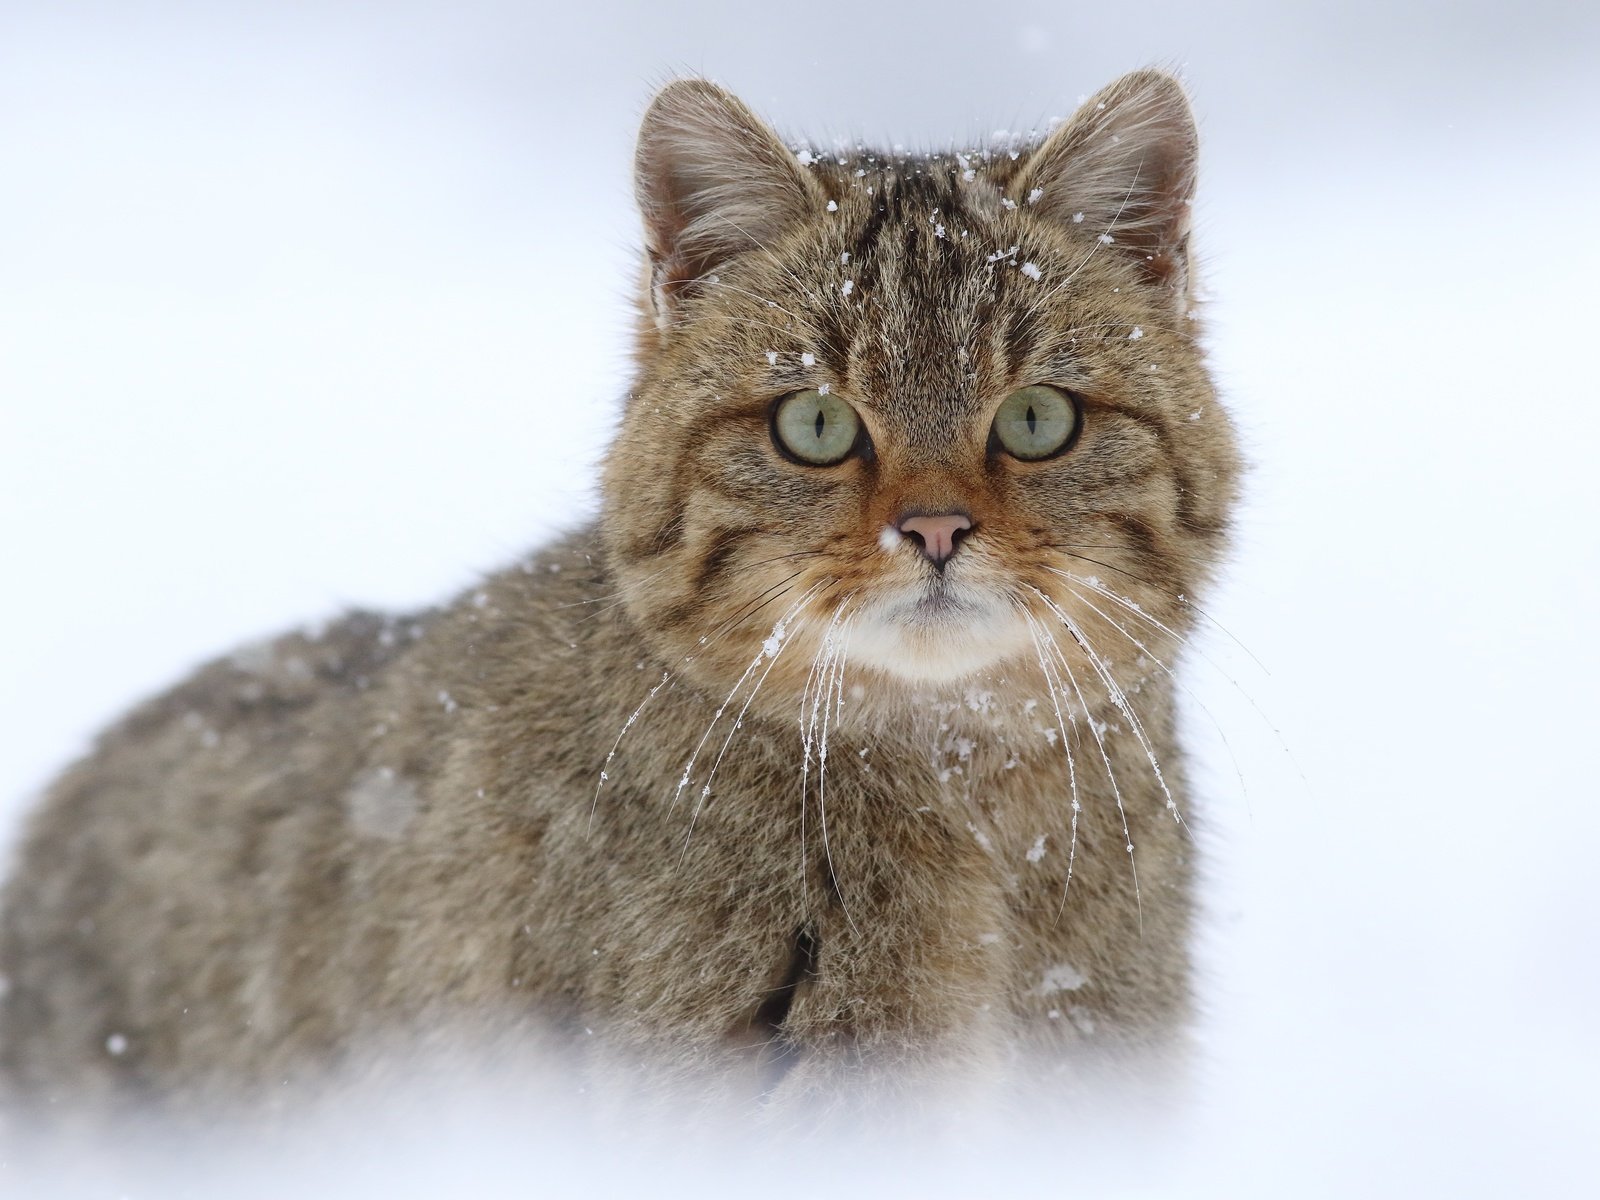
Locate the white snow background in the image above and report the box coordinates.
[3,1,1598,1195]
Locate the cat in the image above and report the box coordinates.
[0,69,1239,1128]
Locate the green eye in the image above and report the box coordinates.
[772,389,862,466]
[991,385,1080,461]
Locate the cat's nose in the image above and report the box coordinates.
[896,512,973,569]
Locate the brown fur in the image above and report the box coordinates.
[0,71,1239,1127]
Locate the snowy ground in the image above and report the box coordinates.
[3,2,1598,1195]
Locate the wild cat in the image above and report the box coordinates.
[0,70,1238,1124]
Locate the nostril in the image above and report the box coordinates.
[896,512,974,568]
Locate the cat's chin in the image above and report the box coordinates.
[843,589,1034,685]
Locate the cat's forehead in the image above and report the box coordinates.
[817,156,1017,272]
[753,159,1094,431]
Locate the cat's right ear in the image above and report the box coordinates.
[634,80,825,332]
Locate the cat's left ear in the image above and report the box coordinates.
[1011,70,1199,303]
[635,79,826,332]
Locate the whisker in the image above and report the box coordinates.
[555,560,676,611]
[1045,554,1268,675]
[1051,567,1310,799]
[590,571,816,829]
[1033,587,1183,828]
[797,600,837,905]
[817,605,858,935]
[800,595,856,932]
[671,584,819,818]
[1047,541,1227,572]
[1017,604,1081,922]
[1029,602,1142,927]
[689,570,809,655]
[679,588,821,867]
[1063,584,1250,809]
[590,667,672,835]
[1047,566,1304,780]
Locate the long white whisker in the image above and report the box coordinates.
[818,608,858,935]
[1050,561,1269,676]
[1033,588,1182,828]
[1065,584,1249,808]
[671,585,819,818]
[590,572,810,829]
[590,668,672,835]
[678,587,823,865]
[799,593,852,905]
[1049,567,1309,793]
[1031,602,1142,926]
[1019,606,1081,921]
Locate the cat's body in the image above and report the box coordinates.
[0,71,1238,1125]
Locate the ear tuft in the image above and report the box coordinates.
[634,80,824,330]
[1013,70,1199,296]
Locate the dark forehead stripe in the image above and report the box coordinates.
[828,168,1017,444]
[847,167,973,278]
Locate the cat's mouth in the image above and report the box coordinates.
[906,580,973,620]
[841,580,1033,684]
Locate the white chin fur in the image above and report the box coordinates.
[843,591,1034,684]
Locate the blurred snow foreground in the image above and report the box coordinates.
[4,1,1600,1196]
[5,1042,1198,1197]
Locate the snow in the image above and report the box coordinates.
[2,4,1597,1197]
[343,767,421,840]
[761,613,793,659]
[1033,962,1088,994]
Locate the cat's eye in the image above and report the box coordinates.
[991,385,1080,461]
[771,389,862,466]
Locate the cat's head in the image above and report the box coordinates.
[601,72,1239,714]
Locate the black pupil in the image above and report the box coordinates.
[814,409,826,440]
[1025,404,1037,435]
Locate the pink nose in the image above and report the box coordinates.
[897,512,973,568]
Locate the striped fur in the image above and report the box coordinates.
[0,72,1240,1134]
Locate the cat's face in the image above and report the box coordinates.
[603,74,1238,712]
